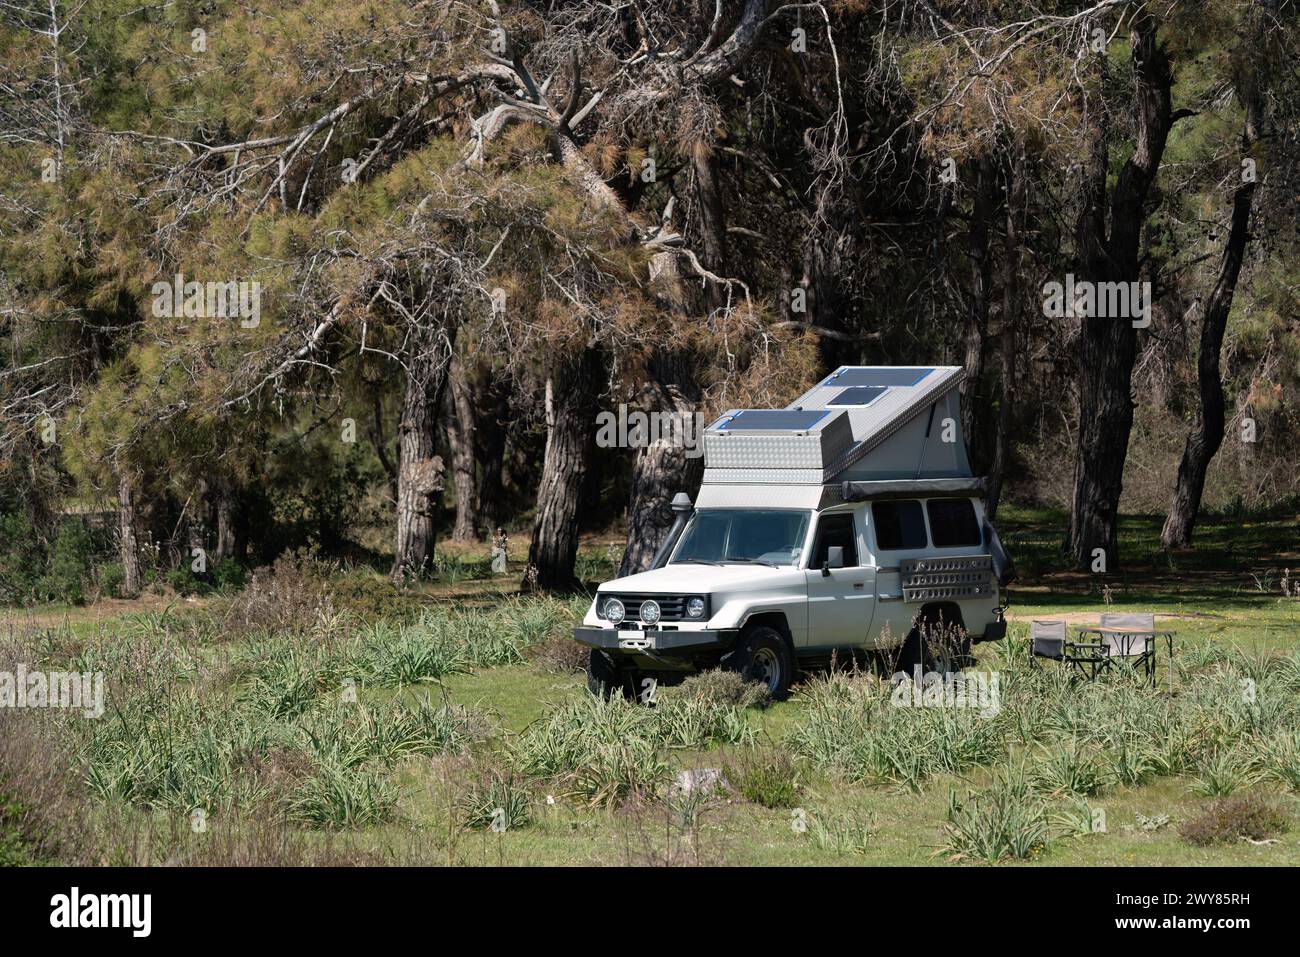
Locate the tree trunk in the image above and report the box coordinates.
[618,350,704,577]
[117,469,141,596]
[213,475,237,562]
[445,353,480,542]
[1162,91,1260,548]
[391,326,453,581]
[960,156,996,469]
[524,349,601,591]
[986,151,1023,521]
[476,369,510,531]
[1066,11,1173,571]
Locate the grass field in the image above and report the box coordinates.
[1,508,1297,866]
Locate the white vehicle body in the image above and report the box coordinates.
[574,366,1012,678]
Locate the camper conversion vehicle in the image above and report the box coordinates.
[574,366,1014,700]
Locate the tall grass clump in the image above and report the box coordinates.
[787,670,1005,792]
[943,765,1055,863]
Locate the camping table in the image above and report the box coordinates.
[1074,626,1176,692]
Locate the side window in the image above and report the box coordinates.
[810,512,859,567]
[926,498,982,548]
[872,500,928,551]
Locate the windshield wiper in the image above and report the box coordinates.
[722,557,779,568]
[675,558,723,566]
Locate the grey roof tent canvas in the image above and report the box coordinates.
[701,366,970,488]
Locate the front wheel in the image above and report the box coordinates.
[721,626,795,701]
[586,649,635,700]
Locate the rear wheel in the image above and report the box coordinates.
[721,626,795,701]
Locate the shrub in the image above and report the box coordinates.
[212,558,248,592]
[1028,738,1111,796]
[809,808,877,856]
[457,768,532,831]
[38,519,95,604]
[725,748,800,808]
[944,766,1054,863]
[281,757,397,829]
[511,695,671,806]
[98,562,126,599]
[1189,747,1261,797]
[677,669,769,709]
[1178,794,1291,847]
[530,633,588,674]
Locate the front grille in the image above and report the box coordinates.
[602,594,696,622]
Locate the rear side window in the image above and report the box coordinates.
[810,513,859,567]
[927,498,982,548]
[871,500,928,551]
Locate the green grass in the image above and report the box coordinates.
[1,506,1298,866]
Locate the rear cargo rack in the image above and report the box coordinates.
[900,555,994,603]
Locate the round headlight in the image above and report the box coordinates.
[603,598,625,624]
[640,599,661,625]
[686,597,706,619]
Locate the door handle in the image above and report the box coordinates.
[853,582,864,589]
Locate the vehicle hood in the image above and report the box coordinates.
[598,563,793,593]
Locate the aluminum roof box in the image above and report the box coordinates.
[703,407,855,471]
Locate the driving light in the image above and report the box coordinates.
[603,598,625,624]
[640,599,661,625]
[686,597,706,619]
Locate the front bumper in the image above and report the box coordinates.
[573,626,737,654]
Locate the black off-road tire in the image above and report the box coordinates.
[721,625,795,701]
[586,649,635,700]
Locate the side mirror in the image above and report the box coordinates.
[822,546,845,576]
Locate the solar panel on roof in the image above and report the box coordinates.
[827,386,887,406]
[713,409,830,431]
[823,368,930,388]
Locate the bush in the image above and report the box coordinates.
[0,511,44,604]
[457,767,532,831]
[944,766,1054,863]
[677,669,769,709]
[725,748,800,808]
[38,519,95,604]
[98,562,125,599]
[212,558,248,592]
[530,634,588,674]
[1178,794,1291,847]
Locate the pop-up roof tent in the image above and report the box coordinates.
[697,366,978,509]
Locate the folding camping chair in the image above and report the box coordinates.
[1091,612,1157,684]
[1030,620,1105,679]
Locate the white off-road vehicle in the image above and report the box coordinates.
[574,366,1014,700]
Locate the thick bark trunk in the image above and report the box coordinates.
[445,353,480,542]
[1066,11,1173,570]
[617,351,704,577]
[986,153,1023,521]
[1162,94,1260,548]
[475,370,510,531]
[960,156,995,470]
[117,469,141,596]
[391,326,453,581]
[525,349,601,591]
[213,475,237,562]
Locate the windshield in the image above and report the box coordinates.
[671,509,810,567]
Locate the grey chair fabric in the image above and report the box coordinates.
[1031,619,1067,660]
[1099,612,1155,658]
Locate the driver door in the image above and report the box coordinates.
[803,510,875,647]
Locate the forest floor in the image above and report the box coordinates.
[2,506,1298,866]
